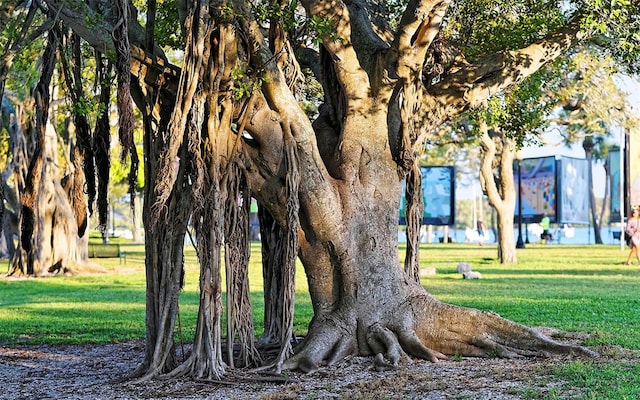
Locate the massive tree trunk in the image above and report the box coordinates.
[40,0,599,379]
[8,30,91,276]
[236,1,595,370]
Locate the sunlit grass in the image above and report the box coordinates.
[2,241,639,398]
[1,242,638,350]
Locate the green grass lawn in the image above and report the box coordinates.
[1,242,639,398]
[1,243,638,348]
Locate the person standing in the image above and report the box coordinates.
[625,207,640,265]
[476,220,485,246]
[540,213,551,243]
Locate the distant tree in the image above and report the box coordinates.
[552,50,639,243]
[474,66,560,263]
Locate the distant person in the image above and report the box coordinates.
[540,213,551,243]
[476,220,485,246]
[624,207,640,265]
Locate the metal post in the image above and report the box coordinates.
[620,129,626,251]
[516,158,525,249]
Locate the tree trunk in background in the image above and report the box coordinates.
[583,138,603,244]
[9,30,90,276]
[478,124,518,264]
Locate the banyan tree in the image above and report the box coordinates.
[5,0,638,381]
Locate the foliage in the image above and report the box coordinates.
[445,0,566,60]
[555,49,639,163]
[253,0,298,32]
[230,65,267,100]
[478,63,563,148]
[0,2,45,100]
[581,0,640,73]
[150,0,183,50]
[109,124,145,192]
[4,40,43,101]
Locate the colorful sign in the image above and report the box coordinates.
[399,166,455,226]
[557,156,590,224]
[609,148,622,223]
[514,156,556,223]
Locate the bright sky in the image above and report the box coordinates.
[457,75,639,201]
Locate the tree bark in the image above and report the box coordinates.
[9,28,90,276]
[37,0,599,378]
[478,123,518,264]
[131,83,188,379]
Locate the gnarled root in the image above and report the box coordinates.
[282,315,358,373]
[411,294,599,360]
[281,292,597,373]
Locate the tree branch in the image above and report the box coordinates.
[41,0,176,83]
[432,12,589,118]
[390,0,450,79]
[300,0,372,101]
[236,2,345,243]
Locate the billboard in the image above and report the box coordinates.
[609,149,622,223]
[556,156,589,224]
[630,130,640,209]
[399,166,455,226]
[514,156,556,223]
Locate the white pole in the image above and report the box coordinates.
[472,185,477,229]
[620,128,625,251]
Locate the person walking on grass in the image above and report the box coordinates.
[477,220,485,246]
[540,213,551,244]
[624,207,640,265]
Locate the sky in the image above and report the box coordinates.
[457,75,639,201]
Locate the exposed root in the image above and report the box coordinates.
[281,317,357,373]
[411,294,599,360]
[366,322,405,366]
[397,329,447,362]
[278,293,598,374]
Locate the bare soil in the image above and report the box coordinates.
[1,338,626,400]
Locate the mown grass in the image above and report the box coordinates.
[1,241,639,398]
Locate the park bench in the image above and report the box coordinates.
[88,243,126,264]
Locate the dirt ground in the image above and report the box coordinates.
[1,337,626,400]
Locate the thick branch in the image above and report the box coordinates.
[239,11,345,243]
[390,0,450,79]
[300,0,371,101]
[432,12,589,118]
[42,0,177,84]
